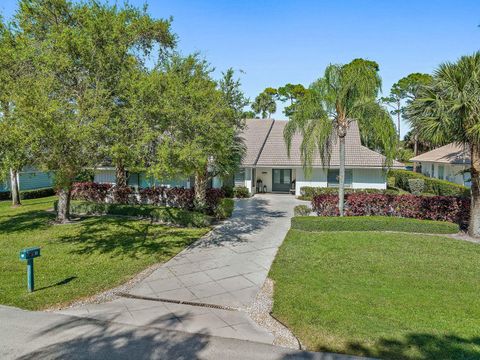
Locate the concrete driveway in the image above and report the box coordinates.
[57,194,304,344]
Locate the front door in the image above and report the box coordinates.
[272,169,291,192]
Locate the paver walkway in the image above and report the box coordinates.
[58,194,304,344]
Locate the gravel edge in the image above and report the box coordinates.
[246,277,300,349]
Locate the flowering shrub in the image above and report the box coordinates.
[71,182,112,202]
[72,182,226,215]
[312,193,470,229]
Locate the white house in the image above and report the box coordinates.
[0,167,54,193]
[410,143,471,187]
[234,119,404,196]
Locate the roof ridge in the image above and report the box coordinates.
[254,119,275,166]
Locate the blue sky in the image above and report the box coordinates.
[1,0,479,137]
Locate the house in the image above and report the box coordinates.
[410,143,471,187]
[0,167,54,193]
[234,119,404,196]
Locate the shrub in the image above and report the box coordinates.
[0,187,55,201]
[71,182,112,202]
[221,185,234,198]
[233,186,250,198]
[214,198,235,220]
[312,193,469,229]
[408,179,425,195]
[299,186,397,201]
[389,169,469,197]
[55,200,213,227]
[387,176,396,188]
[291,216,459,234]
[294,205,312,216]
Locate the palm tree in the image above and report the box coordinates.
[284,59,397,216]
[407,52,480,237]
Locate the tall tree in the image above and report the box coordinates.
[151,55,239,210]
[14,0,113,222]
[219,68,249,128]
[407,52,480,237]
[284,59,397,216]
[0,19,34,206]
[382,73,433,167]
[277,83,307,117]
[73,1,175,190]
[251,88,277,118]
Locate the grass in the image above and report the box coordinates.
[270,218,480,359]
[0,197,209,310]
[292,216,459,234]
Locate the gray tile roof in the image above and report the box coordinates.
[410,143,471,165]
[241,119,404,168]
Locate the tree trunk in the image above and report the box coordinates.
[194,169,208,211]
[338,135,346,217]
[10,168,21,207]
[56,187,72,223]
[413,133,419,172]
[115,161,127,188]
[468,144,480,237]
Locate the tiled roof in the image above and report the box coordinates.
[410,143,470,165]
[241,119,404,168]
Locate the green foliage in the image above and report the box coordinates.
[214,198,234,220]
[0,187,55,201]
[270,229,479,358]
[389,170,470,197]
[55,200,213,228]
[408,178,425,195]
[251,89,277,118]
[387,176,396,188]
[233,186,250,198]
[291,216,459,233]
[219,68,250,129]
[299,186,398,200]
[396,147,414,162]
[276,83,307,117]
[294,204,312,216]
[221,185,234,198]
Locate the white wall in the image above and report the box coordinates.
[352,168,386,189]
[295,168,327,196]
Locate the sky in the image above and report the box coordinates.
[1,0,479,138]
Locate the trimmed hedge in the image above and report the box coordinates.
[55,200,213,228]
[291,216,459,234]
[299,186,400,201]
[312,193,469,229]
[389,169,470,197]
[233,186,250,198]
[0,187,55,201]
[294,205,312,216]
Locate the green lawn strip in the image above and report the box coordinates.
[270,230,480,359]
[292,216,459,234]
[0,197,209,310]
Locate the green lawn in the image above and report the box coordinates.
[270,217,480,360]
[292,216,459,234]
[0,197,209,310]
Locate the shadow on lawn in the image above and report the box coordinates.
[0,210,54,234]
[58,216,201,259]
[316,333,480,360]
[36,276,78,292]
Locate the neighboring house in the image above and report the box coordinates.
[0,167,54,193]
[234,119,404,196]
[410,143,471,187]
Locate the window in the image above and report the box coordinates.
[438,165,444,180]
[327,169,352,187]
[234,168,245,185]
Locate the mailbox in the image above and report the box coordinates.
[19,247,41,292]
[19,247,41,260]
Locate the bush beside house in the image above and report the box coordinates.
[312,193,469,229]
[0,187,55,201]
[299,186,401,201]
[389,169,470,197]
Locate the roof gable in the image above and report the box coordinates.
[410,143,471,165]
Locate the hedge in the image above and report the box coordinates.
[71,182,225,215]
[389,169,470,197]
[0,187,55,201]
[215,198,235,220]
[55,200,213,228]
[312,193,469,229]
[291,216,459,234]
[299,186,400,200]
